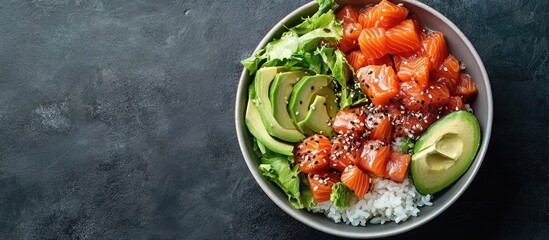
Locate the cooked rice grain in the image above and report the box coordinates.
[312,175,432,226]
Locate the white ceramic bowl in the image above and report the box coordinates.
[235,0,493,238]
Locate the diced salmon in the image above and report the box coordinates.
[358,140,391,177]
[336,5,360,24]
[393,109,439,138]
[431,54,460,83]
[421,32,449,70]
[427,81,451,108]
[385,19,422,54]
[385,151,411,183]
[294,135,331,174]
[358,0,408,29]
[454,73,478,103]
[356,65,399,106]
[332,108,367,136]
[396,56,430,88]
[346,50,367,71]
[341,165,371,198]
[308,170,341,202]
[358,28,388,59]
[330,133,363,171]
[343,22,363,40]
[399,80,450,111]
[392,51,420,70]
[444,96,464,115]
[366,113,393,144]
[339,37,359,53]
[398,81,425,111]
[364,54,394,69]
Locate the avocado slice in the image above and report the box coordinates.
[313,87,338,119]
[252,67,305,143]
[288,75,338,133]
[302,95,335,137]
[269,71,307,130]
[245,99,294,156]
[411,111,481,194]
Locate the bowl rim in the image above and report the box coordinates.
[235,0,493,238]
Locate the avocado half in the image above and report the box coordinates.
[411,111,481,195]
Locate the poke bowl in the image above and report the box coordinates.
[235,0,492,238]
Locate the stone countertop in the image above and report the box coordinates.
[0,0,547,239]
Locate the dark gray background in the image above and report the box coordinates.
[0,0,547,239]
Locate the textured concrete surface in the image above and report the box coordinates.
[0,0,547,239]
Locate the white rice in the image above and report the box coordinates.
[312,175,432,226]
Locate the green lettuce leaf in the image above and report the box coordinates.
[241,0,341,75]
[258,154,303,209]
[330,182,353,209]
[299,174,317,210]
[400,137,416,154]
[316,47,354,109]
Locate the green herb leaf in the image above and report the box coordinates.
[330,182,353,209]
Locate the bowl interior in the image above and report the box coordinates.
[235,0,492,238]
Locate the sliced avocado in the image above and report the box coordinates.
[288,75,336,132]
[302,95,335,137]
[269,71,307,130]
[313,87,338,119]
[245,99,294,156]
[411,111,481,194]
[253,67,305,143]
[296,121,316,136]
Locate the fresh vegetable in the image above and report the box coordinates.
[411,111,481,194]
[258,150,304,208]
[241,0,341,74]
[330,182,353,209]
